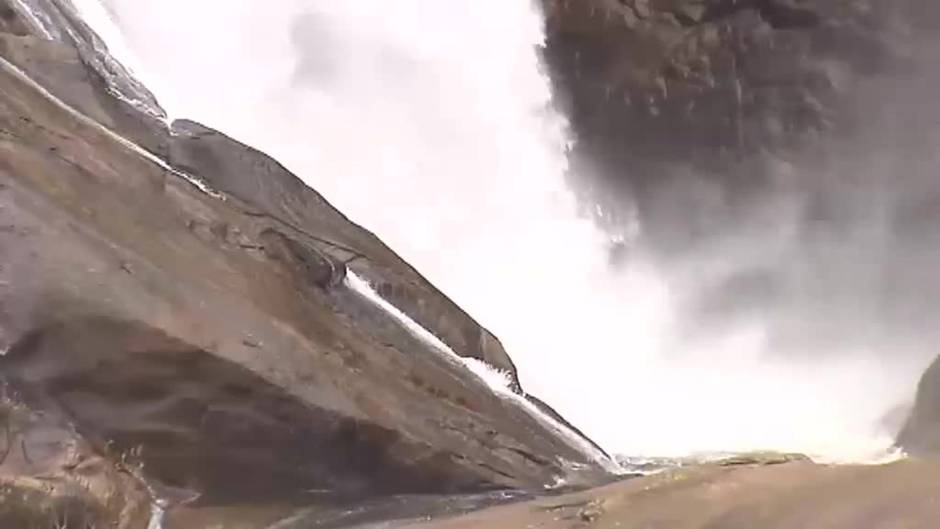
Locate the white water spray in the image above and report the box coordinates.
[74,0,926,461]
[345,270,623,474]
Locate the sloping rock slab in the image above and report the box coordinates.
[0,0,618,524]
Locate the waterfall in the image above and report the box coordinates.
[73,0,920,461]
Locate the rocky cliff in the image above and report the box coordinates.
[541,0,940,250]
[0,1,618,527]
[541,0,940,378]
[897,354,940,456]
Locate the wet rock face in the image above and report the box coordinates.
[540,0,937,247]
[0,3,29,36]
[0,0,617,525]
[167,119,521,384]
[542,0,940,361]
[1,318,491,503]
[2,0,164,119]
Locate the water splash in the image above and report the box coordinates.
[145,499,166,529]
[75,0,924,462]
[345,270,623,474]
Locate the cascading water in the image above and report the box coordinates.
[73,0,925,461]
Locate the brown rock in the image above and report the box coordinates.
[402,459,940,529]
[0,0,617,525]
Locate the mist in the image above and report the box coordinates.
[70,0,935,460]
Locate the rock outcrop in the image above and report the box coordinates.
[540,0,939,249]
[0,1,618,526]
[540,0,940,363]
[897,355,940,456]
